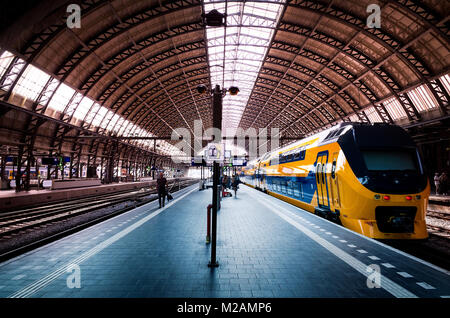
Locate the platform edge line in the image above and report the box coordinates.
[255,195,418,298]
[7,186,197,298]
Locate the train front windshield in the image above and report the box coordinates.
[358,148,426,194]
[361,149,420,172]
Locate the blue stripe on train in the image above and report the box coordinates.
[265,173,317,205]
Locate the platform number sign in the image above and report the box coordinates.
[209,145,217,157]
[206,143,225,162]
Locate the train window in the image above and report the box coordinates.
[300,182,304,199]
[316,163,322,184]
[287,186,293,196]
[287,180,293,195]
[324,130,337,140]
[300,150,306,160]
[293,182,300,197]
[361,149,419,171]
[336,127,345,136]
[331,161,336,179]
[322,163,326,183]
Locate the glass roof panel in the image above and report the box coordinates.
[13,64,51,102]
[0,50,180,156]
[48,83,75,112]
[204,0,285,136]
[0,50,14,79]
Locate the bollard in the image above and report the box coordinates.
[206,204,212,244]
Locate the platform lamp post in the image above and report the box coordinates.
[198,83,239,268]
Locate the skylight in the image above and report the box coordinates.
[204,0,285,136]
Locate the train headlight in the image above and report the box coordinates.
[374,194,381,200]
[415,195,421,200]
[405,196,412,201]
[383,195,390,201]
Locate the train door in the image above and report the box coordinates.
[329,152,340,211]
[315,152,330,209]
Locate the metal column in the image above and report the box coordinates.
[208,85,223,268]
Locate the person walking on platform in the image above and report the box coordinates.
[157,172,167,208]
[231,175,239,198]
[222,174,228,190]
[434,172,441,195]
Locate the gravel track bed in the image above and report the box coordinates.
[0,193,157,256]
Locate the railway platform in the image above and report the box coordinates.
[0,184,449,298]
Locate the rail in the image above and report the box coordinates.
[0,179,197,261]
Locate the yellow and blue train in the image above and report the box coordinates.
[241,123,429,240]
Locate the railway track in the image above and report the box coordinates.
[382,204,450,271]
[426,204,450,237]
[0,179,197,261]
[0,179,195,238]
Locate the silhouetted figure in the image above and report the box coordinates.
[222,174,228,190]
[440,172,449,196]
[157,172,167,208]
[434,172,441,195]
[231,175,239,198]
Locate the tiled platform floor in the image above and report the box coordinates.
[0,184,449,298]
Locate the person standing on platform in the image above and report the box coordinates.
[157,172,167,208]
[434,172,441,195]
[222,174,228,190]
[440,172,448,196]
[231,175,239,198]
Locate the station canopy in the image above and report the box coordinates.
[0,0,448,157]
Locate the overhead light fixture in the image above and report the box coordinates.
[228,86,239,95]
[196,84,207,94]
[203,9,225,27]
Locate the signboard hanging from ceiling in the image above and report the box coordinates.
[205,142,225,163]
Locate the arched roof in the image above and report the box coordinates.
[0,0,449,157]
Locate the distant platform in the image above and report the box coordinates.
[429,195,450,204]
[0,178,186,211]
[0,184,449,298]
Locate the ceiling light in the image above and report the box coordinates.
[196,85,207,94]
[203,9,225,27]
[228,86,239,95]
